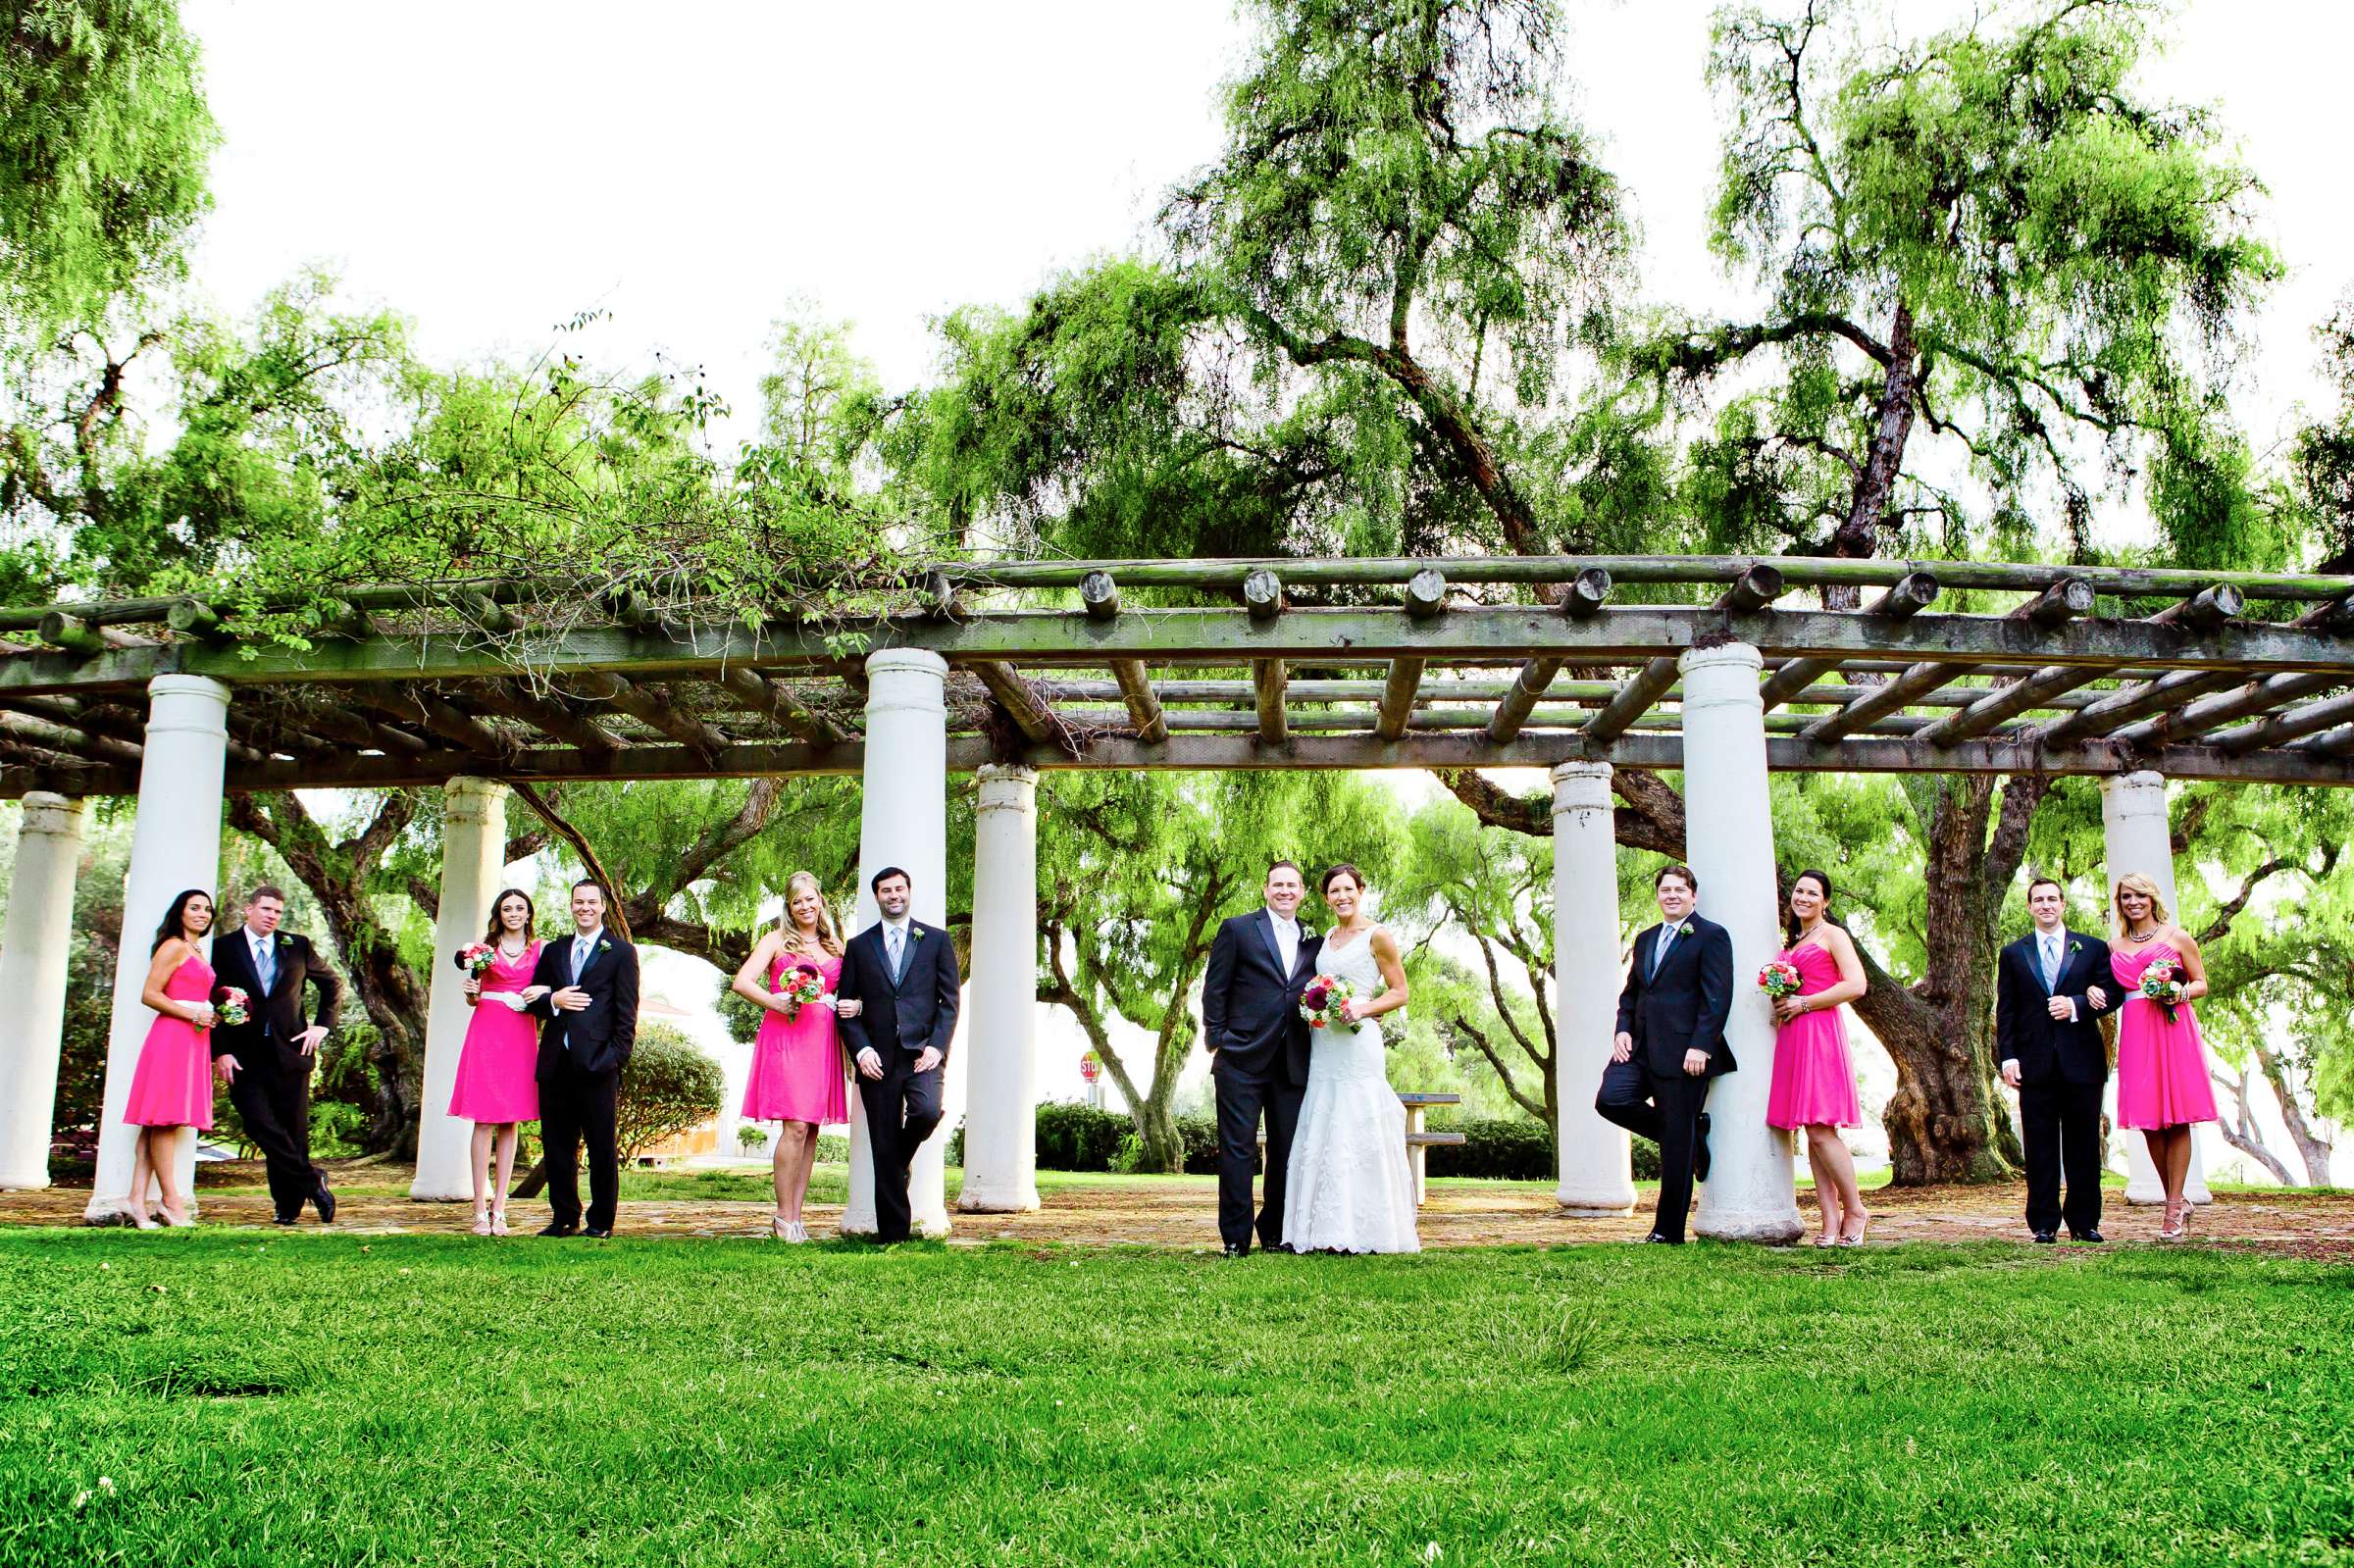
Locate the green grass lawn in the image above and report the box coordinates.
[3,1234,2349,1565]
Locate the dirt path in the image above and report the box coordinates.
[8,1172,2351,1258]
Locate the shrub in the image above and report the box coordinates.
[615,1023,724,1159]
[737,1124,770,1152]
[1425,1117,1554,1180]
[1034,1102,1130,1171]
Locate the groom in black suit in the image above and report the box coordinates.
[1597,863,1734,1244]
[1996,876,2113,1243]
[526,880,640,1238]
[208,885,343,1225]
[1201,859,1321,1256]
[836,865,961,1243]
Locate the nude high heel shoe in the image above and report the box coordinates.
[128,1206,160,1232]
[490,1209,511,1238]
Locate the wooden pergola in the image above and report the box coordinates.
[3,554,2348,1240]
[2,554,2351,797]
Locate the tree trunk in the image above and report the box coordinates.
[2253,1038,2335,1187]
[228,792,433,1156]
[2210,1067,2297,1185]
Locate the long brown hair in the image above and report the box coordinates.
[779,871,844,957]
[483,887,537,946]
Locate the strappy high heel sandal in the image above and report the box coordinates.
[129,1206,160,1232]
[770,1214,791,1240]
[161,1206,196,1229]
[2158,1197,2184,1240]
[490,1209,511,1238]
[1838,1211,1870,1248]
[471,1210,493,1237]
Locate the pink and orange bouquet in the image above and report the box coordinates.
[1299,976,1356,1031]
[1758,959,1804,1001]
[773,961,827,1022]
[454,942,497,978]
[215,986,251,1028]
[2139,959,2184,1024]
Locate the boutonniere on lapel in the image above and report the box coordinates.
[596,938,611,953]
[2068,938,2082,957]
[278,934,292,949]
[1674,923,1693,937]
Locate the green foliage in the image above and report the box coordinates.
[1032,1101,1133,1172]
[1666,0,2280,563]
[0,0,216,343]
[614,1022,723,1160]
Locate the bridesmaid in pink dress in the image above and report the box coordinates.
[123,889,221,1230]
[2110,872,2218,1240]
[731,871,857,1241]
[451,888,549,1236]
[1764,870,1872,1247]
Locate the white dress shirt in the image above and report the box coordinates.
[2040,930,2075,1021]
[1269,911,1300,975]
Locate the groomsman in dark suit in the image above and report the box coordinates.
[1597,863,1735,1244]
[836,865,961,1243]
[526,880,640,1238]
[208,885,343,1225]
[1996,876,2113,1243]
[1200,859,1321,1256]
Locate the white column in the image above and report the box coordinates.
[841,648,956,1238]
[1551,762,1633,1213]
[957,764,1040,1212]
[0,793,88,1189]
[87,675,230,1222]
[410,777,508,1200]
[1680,643,1806,1243]
[2100,770,2213,1205]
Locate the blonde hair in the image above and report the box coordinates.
[2111,872,2172,936]
[779,871,844,957]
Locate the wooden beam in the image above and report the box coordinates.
[1244,569,1284,623]
[37,612,105,658]
[971,660,1061,745]
[0,712,141,766]
[2288,724,2354,758]
[55,729,2335,800]
[1804,578,2093,744]
[1254,658,1288,743]
[1376,658,1425,741]
[1760,571,1940,711]
[714,667,844,746]
[2109,672,2343,749]
[1054,706,1942,738]
[474,679,624,753]
[1581,658,1681,745]
[1403,567,1448,620]
[1028,676,2094,712]
[2033,669,2244,744]
[2208,688,2354,755]
[1080,571,1120,622]
[1485,657,1560,743]
[165,597,226,640]
[2150,583,2246,630]
[1111,659,1165,742]
[352,690,514,760]
[566,672,729,757]
[1559,567,1612,620]
[14,603,2354,696]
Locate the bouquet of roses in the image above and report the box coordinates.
[773,961,827,1023]
[2139,958,2184,1024]
[1758,959,1804,1001]
[215,986,251,1028]
[454,942,497,978]
[1298,975,1356,1031]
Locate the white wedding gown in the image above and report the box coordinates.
[1282,926,1420,1254]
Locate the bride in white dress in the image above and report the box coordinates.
[1283,864,1420,1254]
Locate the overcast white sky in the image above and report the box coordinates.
[180,0,2354,461]
[175,1,2354,1142]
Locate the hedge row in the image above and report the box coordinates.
[1004,1103,1660,1183]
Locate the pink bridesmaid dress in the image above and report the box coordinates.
[1764,942,1861,1130]
[124,954,217,1130]
[449,939,543,1123]
[742,951,848,1125]
[2111,943,2219,1130]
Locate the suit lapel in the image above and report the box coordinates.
[872,925,903,993]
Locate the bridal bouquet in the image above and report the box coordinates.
[215,986,251,1028]
[1299,976,1356,1031]
[2139,959,2184,1024]
[454,942,497,978]
[1758,959,1804,1001]
[773,961,827,1023]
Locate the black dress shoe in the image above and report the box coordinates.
[1221,1244,1247,1258]
[2031,1230,2058,1243]
[1694,1113,1713,1184]
[580,1227,613,1239]
[313,1182,336,1225]
[1639,1232,1684,1244]
[2073,1230,2106,1244]
[272,1213,298,1227]
[537,1221,578,1238]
